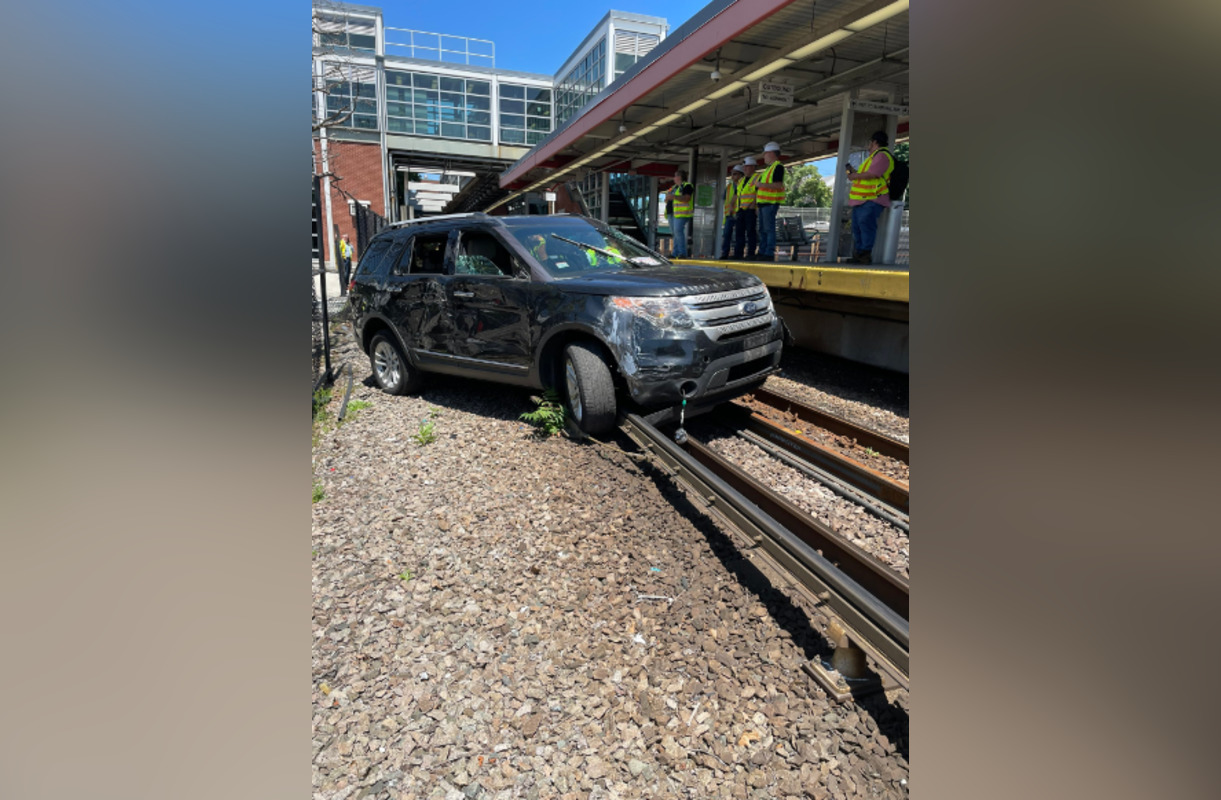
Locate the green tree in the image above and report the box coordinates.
[784,164,833,207]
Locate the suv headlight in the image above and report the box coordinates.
[610,296,694,330]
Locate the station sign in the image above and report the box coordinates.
[849,99,909,116]
[544,191,557,202]
[757,80,794,107]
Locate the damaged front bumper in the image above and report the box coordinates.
[618,319,784,409]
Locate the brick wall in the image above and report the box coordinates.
[313,138,385,262]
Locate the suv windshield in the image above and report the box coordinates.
[505,218,665,277]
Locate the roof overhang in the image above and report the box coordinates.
[493,0,909,209]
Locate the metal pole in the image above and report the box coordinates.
[600,172,610,224]
[647,176,658,250]
[716,147,727,258]
[825,93,856,263]
[315,177,332,382]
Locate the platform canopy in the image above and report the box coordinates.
[491,0,908,208]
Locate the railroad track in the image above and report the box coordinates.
[725,388,909,517]
[620,413,909,701]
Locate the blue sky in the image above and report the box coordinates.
[374,1,709,76]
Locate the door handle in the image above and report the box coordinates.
[453,291,475,298]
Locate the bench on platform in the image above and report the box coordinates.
[776,216,821,262]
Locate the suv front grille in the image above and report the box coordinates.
[681,285,775,341]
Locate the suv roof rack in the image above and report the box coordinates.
[389,211,488,228]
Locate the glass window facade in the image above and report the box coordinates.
[315,13,377,53]
[555,40,606,126]
[323,65,379,130]
[499,83,552,146]
[386,70,492,141]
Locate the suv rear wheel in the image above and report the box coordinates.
[370,331,420,395]
[563,342,616,435]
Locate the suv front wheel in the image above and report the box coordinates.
[563,342,616,435]
[370,331,421,396]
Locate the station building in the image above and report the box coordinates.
[312,2,669,265]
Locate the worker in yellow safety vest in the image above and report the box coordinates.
[844,130,894,265]
[720,163,744,259]
[665,168,695,258]
[732,157,759,260]
[754,142,787,262]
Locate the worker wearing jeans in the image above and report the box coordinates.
[667,168,694,258]
[720,164,743,258]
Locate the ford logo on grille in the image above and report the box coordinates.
[740,301,759,314]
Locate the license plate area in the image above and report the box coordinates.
[743,330,770,351]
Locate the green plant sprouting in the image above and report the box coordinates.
[413,418,438,446]
[520,390,567,437]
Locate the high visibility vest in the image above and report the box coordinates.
[736,174,758,210]
[723,180,739,218]
[672,182,695,218]
[585,242,622,266]
[848,148,894,202]
[755,161,785,205]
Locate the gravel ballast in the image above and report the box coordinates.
[313,327,910,800]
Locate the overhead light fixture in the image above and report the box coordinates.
[678,98,709,115]
[741,58,793,83]
[708,80,747,100]
[846,0,909,32]
[787,29,854,60]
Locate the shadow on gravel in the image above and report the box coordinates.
[359,373,543,427]
[775,349,909,419]
[603,428,910,762]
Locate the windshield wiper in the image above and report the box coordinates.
[549,233,641,266]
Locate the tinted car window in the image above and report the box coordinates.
[455,231,516,277]
[354,237,393,276]
[410,233,449,274]
[390,238,413,276]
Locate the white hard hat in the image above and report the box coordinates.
[743,156,757,166]
[763,141,781,153]
[731,164,744,173]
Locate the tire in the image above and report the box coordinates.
[563,342,617,435]
[369,331,420,396]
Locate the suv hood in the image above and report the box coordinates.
[551,265,761,297]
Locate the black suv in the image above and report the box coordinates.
[349,213,782,434]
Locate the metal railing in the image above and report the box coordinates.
[384,27,495,67]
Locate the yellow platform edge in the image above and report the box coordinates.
[672,258,909,303]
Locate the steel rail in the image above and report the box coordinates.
[735,428,909,534]
[718,404,909,514]
[684,435,908,619]
[746,387,909,464]
[621,413,909,685]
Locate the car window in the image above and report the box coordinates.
[390,238,413,276]
[507,221,662,277]
[354,238,393,277]
[454,231,516,277]
[409,233,449,274]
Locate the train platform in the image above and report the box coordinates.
[672,258,910,374]
[672,258,909,304]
